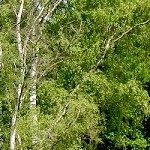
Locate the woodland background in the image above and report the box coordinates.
[0,0,150,149]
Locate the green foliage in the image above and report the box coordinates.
[37,80,102,149]
[1,0,150,149]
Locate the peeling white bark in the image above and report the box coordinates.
[10,1,24,150]
[30,55,38,107]
[9,1,67,149]
[10,112,17,150]
[30,53,38,146]
[0,43,2,69]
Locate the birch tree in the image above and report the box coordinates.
[10,1,24,149]
[8,0,64,149]
[1,0,150,149]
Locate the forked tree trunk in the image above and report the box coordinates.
[9,1,64,149]
[10,1,24,149]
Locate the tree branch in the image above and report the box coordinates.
[44,29,114,139]
[53,103,70,126]
[114,19,150,43]
[22,0,63,57]
[16,0,24,58]
[67,109,80,128]
[42,0,63,23]
[96,35,114,67]
[37,59,63,82]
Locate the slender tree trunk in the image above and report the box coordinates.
[10,1,24,149]
[29,52,38,147]
[9,1,65,149]
[10,109,17,150]
[0,42,2,70]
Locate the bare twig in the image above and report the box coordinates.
[42,0,63,23]
[114,19,150,43]
[17,134,22,150]
[135,19,150,26]
[96,35,114,67]
[53,103,70,126]
[45,102,69,139]
[67,109,80,128]
[37,59,63,82]
[10,2,17,17]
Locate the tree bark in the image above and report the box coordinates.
[9,1,65,149]
[10,1,24,150]
[0,42,2,70]
[29,52,38,147]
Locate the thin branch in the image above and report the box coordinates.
[37,59,63,82]
[114,19,150,43]
[67,109,80,128]
[22,2,46,52]
[96,35,114,67]
[53,103,70,126]
[22,0,63,54]
[42,0,63,23]
[17,134,22,150]
[135,19,150,26]
[68,34,114,96]
[45,103,69,138]
[70,21,83,34]
[113,27,133,43]
[22,0,52,50]
[50,19,150,134]
[44,33,113,138]
[10,2,17,17]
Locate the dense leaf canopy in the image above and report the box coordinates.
[1,0,150,149]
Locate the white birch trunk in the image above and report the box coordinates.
[0,43,2,70]
[30,56,38,108]
[10,1,24,150]
[10,110,17,150]
[30,53,38,146]
[9,1,65,149]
